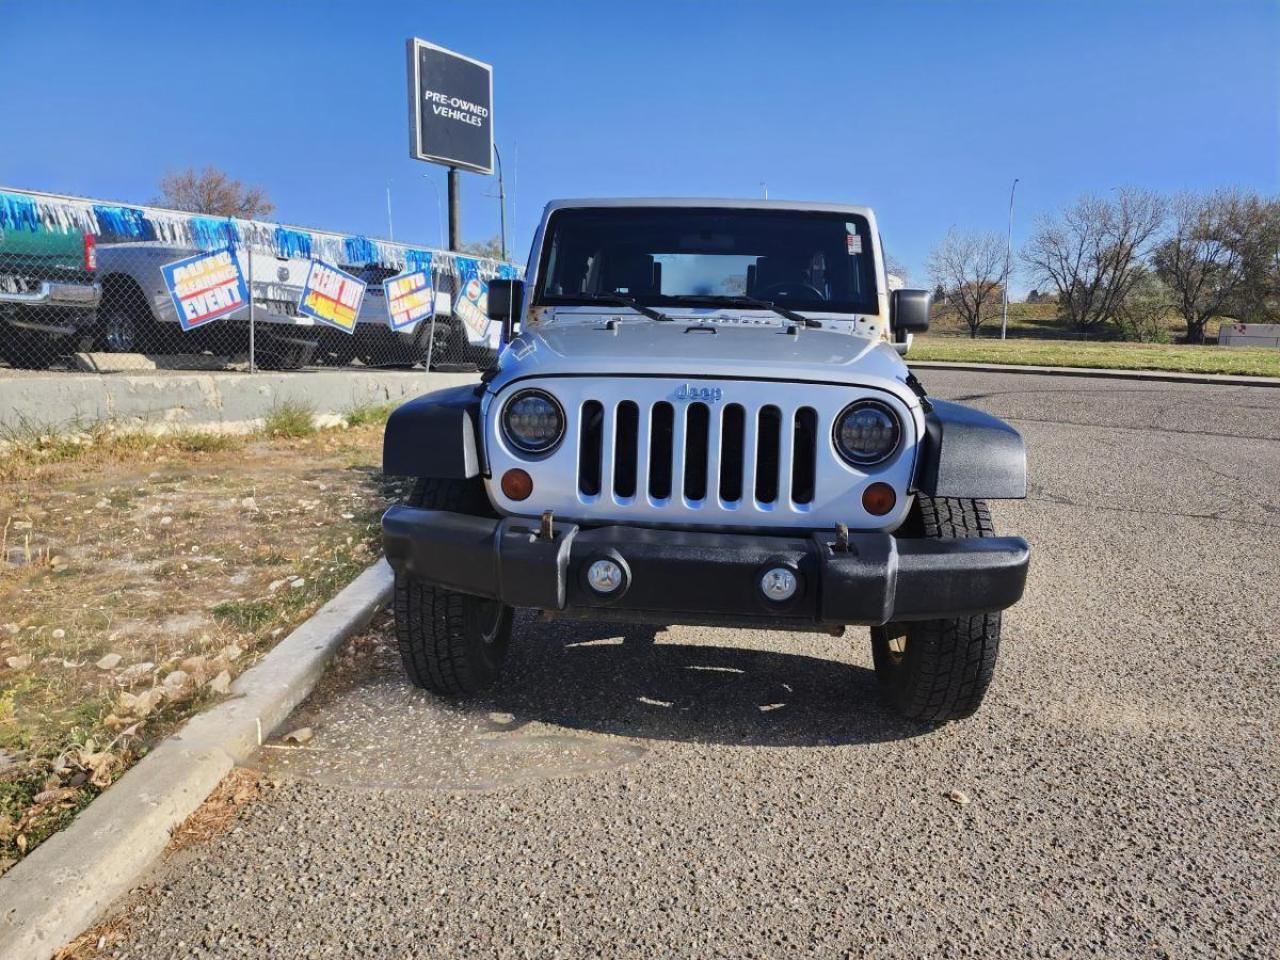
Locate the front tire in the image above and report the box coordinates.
[871,497,1002,723]
[393,477,513,695]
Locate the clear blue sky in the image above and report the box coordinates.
[2,0,1277,291]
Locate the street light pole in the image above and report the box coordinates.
[493,144,508,261]
[1000,177,1019,341]
[385,183,394,241]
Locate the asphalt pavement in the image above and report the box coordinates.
[101,370,1279,959]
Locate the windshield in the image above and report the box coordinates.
[535,207,878,314]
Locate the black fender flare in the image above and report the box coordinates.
[914,399,1026,499]
[382,383,485,478]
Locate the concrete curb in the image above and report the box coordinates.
[0,560,395,960]
[908,360,1280,388]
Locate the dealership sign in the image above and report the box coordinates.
[298,260,366,333]
[405,38,493,174]
[160,247,249,331]
[384,267,435,331]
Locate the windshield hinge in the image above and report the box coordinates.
[904,371,931,411]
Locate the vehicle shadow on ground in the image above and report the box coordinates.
[477,613,928,748]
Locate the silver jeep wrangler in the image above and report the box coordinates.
[382,199,1029,723]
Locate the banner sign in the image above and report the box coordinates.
[453,256,496,347]
[384,268,435,331]
[298,260,366,333]
[405,38,494,174]
[160,247,248,331]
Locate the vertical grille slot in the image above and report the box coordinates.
[755,405,782,503]
[791,407,818,505]
[614,401,639,498]
[578,400,604,496]
[719,404,745,502]
[683,402,710,501]
[649,402,675,499]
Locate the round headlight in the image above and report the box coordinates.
[834,400,901,466]
[502,389,565,454]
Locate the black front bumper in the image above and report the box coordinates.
[382,506,1030,628]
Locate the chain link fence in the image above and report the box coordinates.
[0,186,521,374]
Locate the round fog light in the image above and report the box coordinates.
[587,559,624,594]
[760,567,798,602]
[501,468,533,501]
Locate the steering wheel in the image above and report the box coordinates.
[754,281,825,301]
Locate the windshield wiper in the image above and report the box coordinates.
[576,293,672,322]
[673,295,821,328]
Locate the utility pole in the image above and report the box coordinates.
[447,167,461,252]
[385,184,394,240]
[1000,177,1019,340]
[493,144,508,261]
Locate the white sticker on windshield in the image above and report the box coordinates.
[846,225,863,255]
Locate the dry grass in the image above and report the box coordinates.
[166,767,268,853]
[0,417,407,871]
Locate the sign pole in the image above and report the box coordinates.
[448,167,461,251]
[246,238,256,374]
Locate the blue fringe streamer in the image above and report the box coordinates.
[404,249,434,274]
[274,226,313,259]
[343,235,376,265]
[189,217,240,250]
[0,192,41,232]
[92,204,155,242]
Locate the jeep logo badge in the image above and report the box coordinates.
[674,384,723,403]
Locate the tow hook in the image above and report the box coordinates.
[539,510,555,540]
[834,523,850,553]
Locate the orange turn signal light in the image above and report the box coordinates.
[501,468,533,501]
[862,482,897,516]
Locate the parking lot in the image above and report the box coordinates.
[96,369,1278,958]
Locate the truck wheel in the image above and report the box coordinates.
[871,497,1001,724]
[99,281,168,354]
[393,477,513,695]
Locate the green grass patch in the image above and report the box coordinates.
[211,599,276,632]
[262,399,317,438]
[171,431,241,454]
[909,337,1280,378]
[343,401,397,428]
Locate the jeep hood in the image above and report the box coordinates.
[488,320,913,396]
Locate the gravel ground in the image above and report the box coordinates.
[96,370,1279,959]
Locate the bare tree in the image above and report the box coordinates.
[1021,189,1165,334]
[885,255,911,285]
[460,235,504,260]
[927,229,1006,337]
[1152,191,1258,343]
[154,166,275,219]
[1226,195,1280,325]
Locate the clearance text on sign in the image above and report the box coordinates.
[384,270,435,330]
[160,248,249,331]
[299,261,366,333]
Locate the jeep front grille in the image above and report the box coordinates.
[577,399,820,508]
[486,377,919,531]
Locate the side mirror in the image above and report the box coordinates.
[890,288,931,334]
[488,278,523,343]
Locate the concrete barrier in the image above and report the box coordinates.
[0,368,478,434]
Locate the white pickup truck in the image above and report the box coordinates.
[93,243,441,368]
